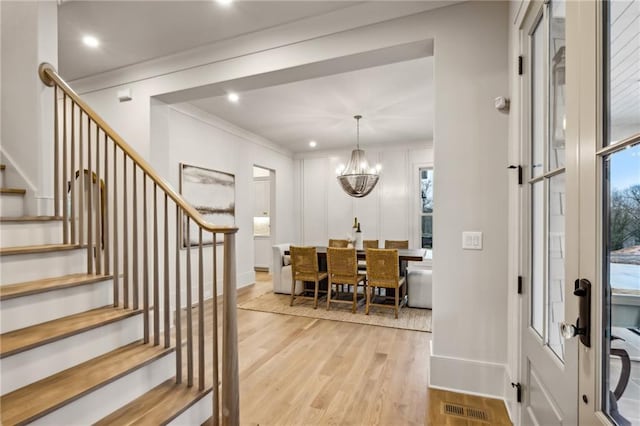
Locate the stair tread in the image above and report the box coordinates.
[0,273,112,301]
[0,306,141,358]
[95,379,212,426]
[0,187,26,195]
[0,215,62,222]
[0,243,80,256]
[0,342,173,425]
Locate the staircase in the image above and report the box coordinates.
[0,64,239,425]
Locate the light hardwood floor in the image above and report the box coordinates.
[195,273,509,425]
[207,273,431,425]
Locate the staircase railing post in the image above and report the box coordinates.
[221,232,239,426]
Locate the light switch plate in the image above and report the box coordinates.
[462,231,483,250]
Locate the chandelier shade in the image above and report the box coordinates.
[337,115,380,198]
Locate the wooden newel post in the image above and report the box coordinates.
[222,232,239,425]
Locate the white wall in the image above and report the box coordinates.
[161,103,295,287]
[1,1,57,215]
[295,144,431,248]
[65,0,510,399]
[428,2,509,399]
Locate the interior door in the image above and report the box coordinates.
[519,1,579,424]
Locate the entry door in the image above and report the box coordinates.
[575,0,640,424]
[519,1,579,424]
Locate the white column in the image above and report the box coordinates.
[1,1,57,216]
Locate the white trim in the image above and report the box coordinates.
[68,2,447,93]
[429,352,507,399]
[168,104,293,158]
[292,140,433,160]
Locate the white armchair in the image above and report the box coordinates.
[407,268,433,309]
[271,244,302,294]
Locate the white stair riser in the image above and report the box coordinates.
[168,391,213,426]
[0,248,87,285]
[31,351,175,426]
[0,193,24,217]
[0,220,63,247]
[0,314,142,395]
[0,279,113,333]
[0,171,4,188]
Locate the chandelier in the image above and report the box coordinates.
[336,115,380,198]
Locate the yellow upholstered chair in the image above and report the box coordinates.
[289,246,328,309]
[384,240,409,249]
[326,247,367,313]
[365,248,406,318]
[329,239,350,248]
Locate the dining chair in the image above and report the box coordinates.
[289,246,328,309]
[326,247,367,313]
[365,248,406,318]
[363,240,379,249]
[357,239,379,273]
[384,240,409,249]
[329,239,350,248]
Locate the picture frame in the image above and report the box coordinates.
[179,163,235,247]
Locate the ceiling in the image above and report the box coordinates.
[59,1,435,153]
[58,1,357,81]
[189,56,433,152]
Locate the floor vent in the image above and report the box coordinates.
[442,402,490,423]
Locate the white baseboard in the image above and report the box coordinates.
[429,349,507,399]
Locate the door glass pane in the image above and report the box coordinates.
[603,144,640,425]
[549,1,566,170]
[532,18,545,178]
[607,0,640,145]
[532,181,544,336]
[548,172,565,360]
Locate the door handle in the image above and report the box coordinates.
[560,279,591,348]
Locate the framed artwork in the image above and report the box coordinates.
[180,163,235,247]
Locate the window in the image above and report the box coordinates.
[420,168,433,250]
[528,0,566,360]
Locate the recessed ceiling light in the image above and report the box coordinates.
[82,35,100,48]
[227,92,239,103]
[309,141,317,148]
[216,0,233,5]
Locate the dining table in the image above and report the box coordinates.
[285,246,427,304]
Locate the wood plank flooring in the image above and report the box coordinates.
[230,273,511,426]
[193,274,429,425]
[88,272,509,425]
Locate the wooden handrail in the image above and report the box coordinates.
[38,62,237,235]
[40,61,239,425]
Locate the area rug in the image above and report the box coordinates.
[238,292,431,332]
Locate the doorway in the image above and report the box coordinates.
[253,165,275,273]
[517,1,640,424]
